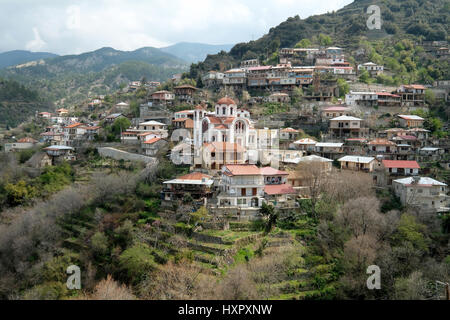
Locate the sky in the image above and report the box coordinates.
[0,0,353,55]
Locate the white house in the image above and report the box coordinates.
[358,62,384,76]
[338,155,376,172]
[393,177,449,213]
[345,91,378,107]
[217,164,264,209]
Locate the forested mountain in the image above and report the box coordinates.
[0,47,189,109]
[160,42,234,63]
[0,50,58,69]
[190,0,449,75]
[0,78,50,128]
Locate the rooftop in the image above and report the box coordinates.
[398,115,425,121]
[264,184,296,195]
[394,177,447,187]
[260,167,289,176]
[223,164,261,176]
[382,160,420,169]
[330,115,362,121]
[338,156,375,164]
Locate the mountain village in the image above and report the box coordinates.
[3,43,449,217]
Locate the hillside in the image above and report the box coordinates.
[191,0,449,74]
[0,50,58,69]
[160,42,234,63]
[0,78,50,128]
[0,47,189,108]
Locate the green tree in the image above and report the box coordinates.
[359,70,370,84]
[91,232,109,256]
[119,243,158,282]
[295,39,312,48]
[424,89,436,105]
[112,117,131,135]
[261,202,277,234]
[190,206,209,226]
[5,180,36,206]
[337,79,349,98]
[318,34,332,46]
[392,214,428,252]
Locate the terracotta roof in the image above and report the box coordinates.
[64,122,83,129]
[260,167,289,176]
[223,117,237,125]
[294,138,317,145]
[377,92,401,98]
[175,110,194,114]
[323,106,350,112]
[17,137,37,143]
[81,126,101,131]
[143,137,162,145]
[223,164,260,176]
[217,97,236,105]
[281,128,299,133]
[57,108,68,112]
[205,116,222,124]
[382,160,420,169]
[177,172,212,181]
[368,138,396,146]
[264,184,296,195]
[403,84,426,90]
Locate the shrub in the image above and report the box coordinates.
[119,243,158,282]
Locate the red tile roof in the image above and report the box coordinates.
[382,160,420,169]
[17,137,37,143]
[64,122,82,129]
[223,164,260,176]
[264,184,296,195]
[177,172,212,181]
[260,167,289,176]
[281,128,299,133]
[143,137,162,145]
[376,92,400,97]
[368,138,396,146]
[217,97,236,105]
[323,106,350,112]
[403,84,426,90]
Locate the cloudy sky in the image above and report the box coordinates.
[0,0,353,55]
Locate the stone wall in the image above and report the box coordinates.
[97,147,157,164]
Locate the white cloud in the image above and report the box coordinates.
[0,0,353,54]
[25,27,46,51]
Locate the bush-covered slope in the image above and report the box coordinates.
[191,0,449,73]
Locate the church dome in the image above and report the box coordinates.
[217,97,236,105]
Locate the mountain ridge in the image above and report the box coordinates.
[0,50,59,69]
[160,42,234,64]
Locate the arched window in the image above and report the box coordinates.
[216,107,219,115]
[230,107,233,115]
[222,107,226,115]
